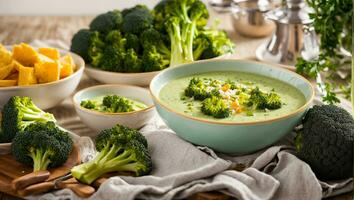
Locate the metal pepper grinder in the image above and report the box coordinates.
[255,0,319,65]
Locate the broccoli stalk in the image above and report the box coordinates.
[71,125,152,185]
[1,96,56,143]
[165,17,185,67]
[29,147,54,171]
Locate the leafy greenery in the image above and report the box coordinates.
[295,0,352,104]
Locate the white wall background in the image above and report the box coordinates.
[0,0,164,15]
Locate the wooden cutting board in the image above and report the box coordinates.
[0,145,80,198]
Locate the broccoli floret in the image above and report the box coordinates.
[70,29,92,61]
[140,28,171,57]
[88,31,105,67]
[295,105,354,180]
[198,29,235,59]
[71,124,152,184]
[201,96,230,118]
[99,45,125,72]
[184,78,218,100]
[102,95,134,113]
[122,7,154,35]
[89,10,123,33]
[124,48,143,72]
[247,87,282,110]
[80,100,99,110]
[1,96,56,143]
[193,33,209,60]
[142,45,170,72]
[11,122,73,172]
[125,33,141,53]
[122,5,150,17]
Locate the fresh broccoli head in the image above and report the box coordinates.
[1,96,56,143]
[122,6,154,35]
[201,96,230,118]
[122,5,150,17]
[71,124,152,184]
[11,122,73,172]
[295,105,353,180]
[70,29,92,61]
[89,10,123,33]
[247,87,282,110]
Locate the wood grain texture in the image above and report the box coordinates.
[0,15,351,200]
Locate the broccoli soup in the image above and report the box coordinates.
[159,71,306,122]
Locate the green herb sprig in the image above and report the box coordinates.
[295,0,352,105]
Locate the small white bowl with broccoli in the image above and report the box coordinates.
[73,84,155,132]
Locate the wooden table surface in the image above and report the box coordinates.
[0,14,352,200]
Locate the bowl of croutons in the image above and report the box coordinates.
[0,43,85,110]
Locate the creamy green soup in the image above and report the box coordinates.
[159,71,306,122]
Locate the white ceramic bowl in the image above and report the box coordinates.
[73,84,155,132]
[0,49,85,110]
[85,66,159,87]
[84,54,233,86]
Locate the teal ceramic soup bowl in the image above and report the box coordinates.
[150,59,314,154]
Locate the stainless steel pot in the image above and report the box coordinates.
[230,0,275,38]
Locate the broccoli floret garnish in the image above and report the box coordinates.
[71,124,152,184]
[295,105,354,180]
[247,87,282,110]
[122,6,154,35]
[11,122,73,172]
[80,100,99,110]
[184,78,217,100]
[70,29,92,62]
[201,96,230,118]
[1,96,56,143]
[102,95,134,113]
[89,10,123,33]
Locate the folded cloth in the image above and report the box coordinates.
[28,40,352,200]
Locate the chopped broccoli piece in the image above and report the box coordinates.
[71,125,152,184]
[295,105,354,180]
[70,29,92,61]
[122,6,154,35]
[11,122,73,172]
[247,87,282,110]
[89,10,123,33]
[1,96,56,143]
[201,96,230,118]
